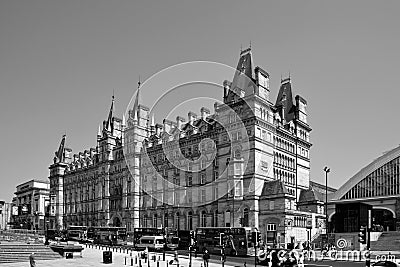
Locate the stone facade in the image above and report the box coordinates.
[0,201,12,230]
[49,48,322,246]
[11,180,49,230]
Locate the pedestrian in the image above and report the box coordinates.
[203,248,210,267]
[29,253,36,267]
[271,250,280,267]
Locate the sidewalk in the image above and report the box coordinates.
[0,246,235,267]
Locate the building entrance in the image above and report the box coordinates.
[372,209,395,231]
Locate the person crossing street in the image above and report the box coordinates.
[203,248,210,267]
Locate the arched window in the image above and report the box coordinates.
[200,210,207,227]
[243,208,249,227]
[164,213,168,228]
[143,215,148,228]
[153,214,158,228]
[187,212,193,230]
[175,212,180,230]
[234,149,241,159]
[225,210,231,227]
[212,210,218,227]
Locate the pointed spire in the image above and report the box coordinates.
[106,94,115,131]
[122,114,126,127]
[97,124,102,137]
[55,134,66,163]
[133,77,140,112]
[150,114,155,127]
[133,109,138,122]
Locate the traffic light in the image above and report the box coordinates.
[358,226,367,244]
[251,231,262,245]
[190,230,195,246]
[219,233,225,246]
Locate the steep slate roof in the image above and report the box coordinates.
[225,48,257,103]
[298,187,325,203]
[261,180,289,197]
[275,78,295,122]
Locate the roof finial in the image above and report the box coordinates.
[249,40,252,49]
[240,44,242,53]
[138,75,141,88]
[288,71,291,81]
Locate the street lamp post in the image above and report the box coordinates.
[323,166,330,243]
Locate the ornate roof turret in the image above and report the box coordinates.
[225,46,257,103]
[275,77,295,123]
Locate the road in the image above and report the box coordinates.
[168,251,366,267]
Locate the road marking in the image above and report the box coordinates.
[305,264,332,267]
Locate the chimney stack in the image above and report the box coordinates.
[200,107,211,120]
[163,119,174,133]
[188,112,197,125]
[176,116,185,129]
[155,123,163,136]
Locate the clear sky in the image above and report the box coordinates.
[1,0,399,202]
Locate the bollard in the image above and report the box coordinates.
[131,257,133,266]
[157,261,160,267]
[125,256,127,265]
[135,256,138,264]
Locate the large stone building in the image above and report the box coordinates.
[49,48,324,246]
[0,200,12,230]
[10,180,50,230]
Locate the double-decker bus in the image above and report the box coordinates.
[93,227,127,246]
[128,228,163,247]
[67,226,87,242]
[176,230,191,249]
[195,227,254,256]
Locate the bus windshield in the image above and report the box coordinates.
[195,227,253,256]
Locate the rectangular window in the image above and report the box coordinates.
[201,159,206,169]
[234,181,242,198]
[267,223,277,231]
[214,186,219,200]
[269,200,275,210]
[200,174,205,184]
[201,190,206,202]
[262,130,267,140]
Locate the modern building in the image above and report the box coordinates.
[11,180,50,230]
[0,201,12,230]
[328,145,400,233]
[49,48,325,247]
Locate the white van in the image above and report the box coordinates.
[137,236,165,251]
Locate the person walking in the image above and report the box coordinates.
[29,253,36,267]
[203,248,210,267]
